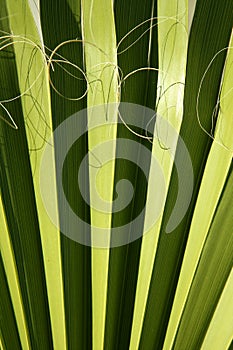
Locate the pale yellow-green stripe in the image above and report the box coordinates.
[0,334,5,350]
[6,1,67,349]
[81,0,118,349]
[163,32,233,350]
[201,268,233,350]
[130,1,188,349]
[0,196,31,350]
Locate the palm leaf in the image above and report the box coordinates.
[0,0,232,349]
[0,2,53,348]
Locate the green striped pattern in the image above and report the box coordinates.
[0,1,233,349]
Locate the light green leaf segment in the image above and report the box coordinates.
[5,1,66,349]
[0,196,30,350]
[81,0,118,349]
[0,335,3,350]
[163,30,233,349]
[201,268,233,350]
[130,1,188,348]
